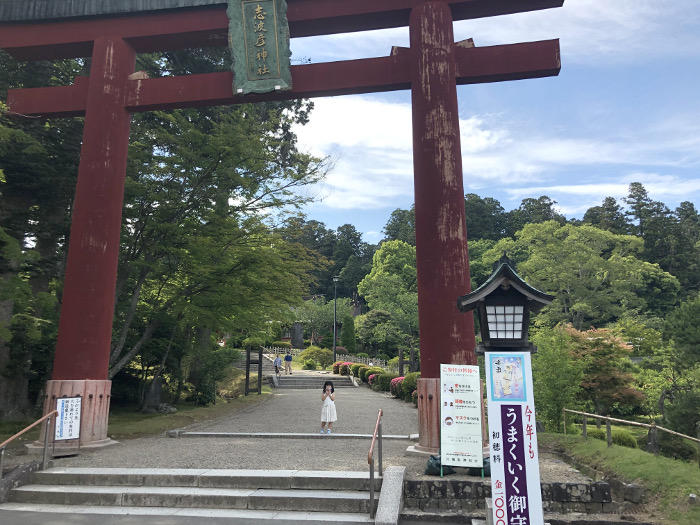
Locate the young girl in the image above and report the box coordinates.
[320,380,337,434]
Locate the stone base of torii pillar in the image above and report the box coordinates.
[26,380,118,454]
[406,378,441,455]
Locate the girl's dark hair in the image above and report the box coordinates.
[322,380,334,393]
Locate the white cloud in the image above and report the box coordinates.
[291,1,700,67]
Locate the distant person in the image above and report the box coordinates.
[320,380,337,434]
[368,361,373,367]
[284,350,293,375]
[273,354,282,377]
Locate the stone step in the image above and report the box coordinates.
[0,503,375,524]
[2,468,381,520]
[278,377,355,389]
[8,485,373,513]
[29,468,379,491]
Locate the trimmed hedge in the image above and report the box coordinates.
[272,341,292,349]
[401,372,421,401]
[362,367,385,382]
[376,373,399,392]
[350,363,364,377]
[357,365,370,380]
[586,428,638,449]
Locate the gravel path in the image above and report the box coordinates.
[26,376,591,483]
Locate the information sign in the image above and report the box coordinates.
[440,364,483,467]
[485,352,543,525]
[55,396,81,441]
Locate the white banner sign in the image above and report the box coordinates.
[55,397,81,441]
[440,364,483,467]
[485,352,543,525]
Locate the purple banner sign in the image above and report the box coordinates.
[501,404,530,523]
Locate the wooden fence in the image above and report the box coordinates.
[262,347,390,369]
[563,408,700,468]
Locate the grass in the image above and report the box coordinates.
[107,388,271,439]
[0,367,271,447]
[540,433,700,525]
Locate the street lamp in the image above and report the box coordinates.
[457,254,553,352]
[332,275,340,363]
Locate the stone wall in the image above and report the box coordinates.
[403,478,617,514]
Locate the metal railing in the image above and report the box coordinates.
[367,408,383,519]
[563,408,700,468]
[0,410,58,482]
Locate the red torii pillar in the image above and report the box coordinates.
[410,3,472,450]
[1,0,562,452]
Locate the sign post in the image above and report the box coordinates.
[485,352,543,525]
[440,364,483,471]
[228,0,292,94]
[55,397,82,441]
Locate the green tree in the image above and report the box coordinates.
[0,52,84,417]
[505,196,567,236]
[464,193,507,240]
[340,314,356,353]
[583,196,630,235]
[106,48,328,380]
[358,240,418,347]
[531,326,586,431]
[295,297,352,346]
[664,296,700,367]
[382,206,415,245]
[566,326,645,416]
[483,222,680,329]
[354,309,403,356]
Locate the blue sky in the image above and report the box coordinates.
[289,0,700,243]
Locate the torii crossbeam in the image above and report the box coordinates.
[1,0,562,452]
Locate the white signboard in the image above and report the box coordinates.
[55,397,81,441]
[485,352,543,525]
[440,364,483,467]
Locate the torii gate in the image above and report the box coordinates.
[0,0,562,452]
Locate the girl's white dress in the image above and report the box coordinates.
[321,394,337,423]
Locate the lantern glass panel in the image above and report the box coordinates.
[485,305,525,339]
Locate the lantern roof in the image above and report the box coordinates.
[457,253,554,314]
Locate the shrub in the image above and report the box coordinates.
[357,365,369,381]
[351,363,364,377]
[401,372,421,401]
[357,352,369,359]
[336,346,347,354]
[302,359,317,370]
[362,367,385,382]
[659,432,699,461]
[377,353,390,362]
[272,341,292,349]
[340,361,354,375]
[332,361,343,374]
[376,373,399,392]
[368,374,379,386]
[586,428,638,449]
[390,376,405,398]
[300,346,334,369]
[320,332,334,349]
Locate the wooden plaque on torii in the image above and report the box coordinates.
[1,0,563,451]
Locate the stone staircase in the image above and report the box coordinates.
[1,468,379,523]
[277,374,355,389]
